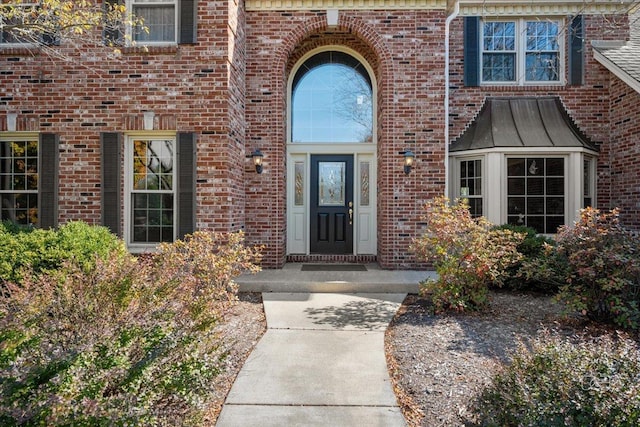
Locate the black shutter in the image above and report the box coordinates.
[39,133,59,229]
[101,133,122,236]
[569,15,584,86]
[103,0,124,46]
[464,17,480,87]
[179,0,197,44]
[177,132,196,239]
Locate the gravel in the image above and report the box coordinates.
[385,291,603,427]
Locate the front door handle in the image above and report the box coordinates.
[348,201,353,224]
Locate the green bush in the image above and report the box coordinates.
[0,221,126,285]
[476,332,640,426]
[411,197,524,312]
[554,208,640,330]
[492,224,559,293]
[0,230,262,426]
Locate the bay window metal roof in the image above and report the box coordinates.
[449,97,597,152]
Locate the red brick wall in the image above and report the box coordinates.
[607,76,640,230]
[245,9,447,268]
[1,4,634,268]
[0,1,246,236]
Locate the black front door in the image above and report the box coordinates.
[310,155,354,254]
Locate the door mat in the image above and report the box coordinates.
[301,264,367,272]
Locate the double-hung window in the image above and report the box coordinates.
[130,0,177,44]
[459,159,483,217]
[0,137,38,225]
[482,19,561,84]
[1,3,41,45]
[126,136,176,246]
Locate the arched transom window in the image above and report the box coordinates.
[291,51,373,143]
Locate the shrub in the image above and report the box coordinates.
[0,221,126,285]
[476,332,640,426]
[0,230,262,426]
[411,197,524,312]
[492,224,559,293]
[553,207,640,330]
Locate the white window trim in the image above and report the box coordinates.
[480,18,565,86]
[127,0,178,46]
[453,156,485,216]
[124,132,177,252]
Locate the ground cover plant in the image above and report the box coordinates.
[0,227,261,426]
[476,331,640,427]
[0,221,126,285]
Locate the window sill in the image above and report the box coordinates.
[118,45,179,55]
[0,45,40,56]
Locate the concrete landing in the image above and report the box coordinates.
[235,263,434,293]
[215,293,408,427]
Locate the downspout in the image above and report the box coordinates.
[444,0,460,197]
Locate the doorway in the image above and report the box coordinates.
[310,154,354,254]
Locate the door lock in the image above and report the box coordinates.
[348,201,353,225]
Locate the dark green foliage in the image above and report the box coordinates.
[0,221,126,285]
[476,332,640,427]
[492,224,559,293]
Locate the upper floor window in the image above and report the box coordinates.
[482,19,561,84]
[0,3,41,45]
[291,50,373,143]
[130,0,177,44]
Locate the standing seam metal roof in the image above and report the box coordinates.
[449,97,597,152]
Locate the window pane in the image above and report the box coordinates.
[292,51,373,143]
[507,158,525,176]
[546,158,564,175]
[528,178,544,195]
[482,53,515,82]
[547,197,564,215]
[133,5,176,42]
[546,178,564,195]
[508,178,525,195]
[508,197,525,215]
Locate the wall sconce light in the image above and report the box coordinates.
[401,150,415,174]
[248,149,264,174]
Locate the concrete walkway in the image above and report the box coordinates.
[215,292,409,427]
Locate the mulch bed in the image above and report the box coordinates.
[385,291,627,427]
